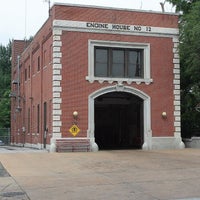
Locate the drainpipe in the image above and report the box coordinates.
[17,55,21,112]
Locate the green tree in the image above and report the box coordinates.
[180,1,200,137]
[0,42,11,128]
[0,90,11,128]
[166,0,200,137]
[166,0,200,14]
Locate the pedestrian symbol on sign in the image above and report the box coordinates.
[69,125,80,136]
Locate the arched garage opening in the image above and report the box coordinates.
[88,85,152,151]
[95,92,143,150]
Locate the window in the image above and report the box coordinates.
[37,104,40,133]
[49,44,53,63]
[28,65,30,78]
[28,108,30,133]
[43,50,47,67]
[95,47,143,78]
[33,60,35,74]
[43,102,47,130]
[87,40,152,84]
[25,68,27,81]
[37,56,40,71]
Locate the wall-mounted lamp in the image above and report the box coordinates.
[12,80,19,84]
[15,106,22,113]
[162,112,167,118]
[22,126,26,133]
[73,111,78,120]
[9,92,17,98]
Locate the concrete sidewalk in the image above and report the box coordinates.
[0,149,200,200]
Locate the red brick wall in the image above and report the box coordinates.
[11,17,53,145]
[60,31,175,138]
[11,4,178,147]
[51,5,178,139]
[11,41,27,143]
[52,5,178,28]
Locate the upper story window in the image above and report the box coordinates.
[37,56,40,71]
[28,65,30,78]
[95,47,143,78]
[25,68,27,81]
[37,104,40,133]
[43,50,47,67]
[86,40,152,84]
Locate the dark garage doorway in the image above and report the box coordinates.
[95,92,143,150]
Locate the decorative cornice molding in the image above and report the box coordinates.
[53,20,179,38]
[85,76,153,85]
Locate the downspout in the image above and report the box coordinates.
[17,55,21,111]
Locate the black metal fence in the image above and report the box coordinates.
[0,128,10,145]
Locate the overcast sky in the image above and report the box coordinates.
[0,0,175,46]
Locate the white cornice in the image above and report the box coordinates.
[53,20,179,38]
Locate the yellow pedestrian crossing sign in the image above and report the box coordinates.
[69,125,80,136]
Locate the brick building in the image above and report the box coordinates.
[11,3,184,152]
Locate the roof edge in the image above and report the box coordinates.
[52,2,179,16]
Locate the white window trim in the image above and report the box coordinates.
[86,40,152,85]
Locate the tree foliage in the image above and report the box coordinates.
[0,42,11,128]
[166,0,200,137]
[166,0,200,14]
[180,1,200,137]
